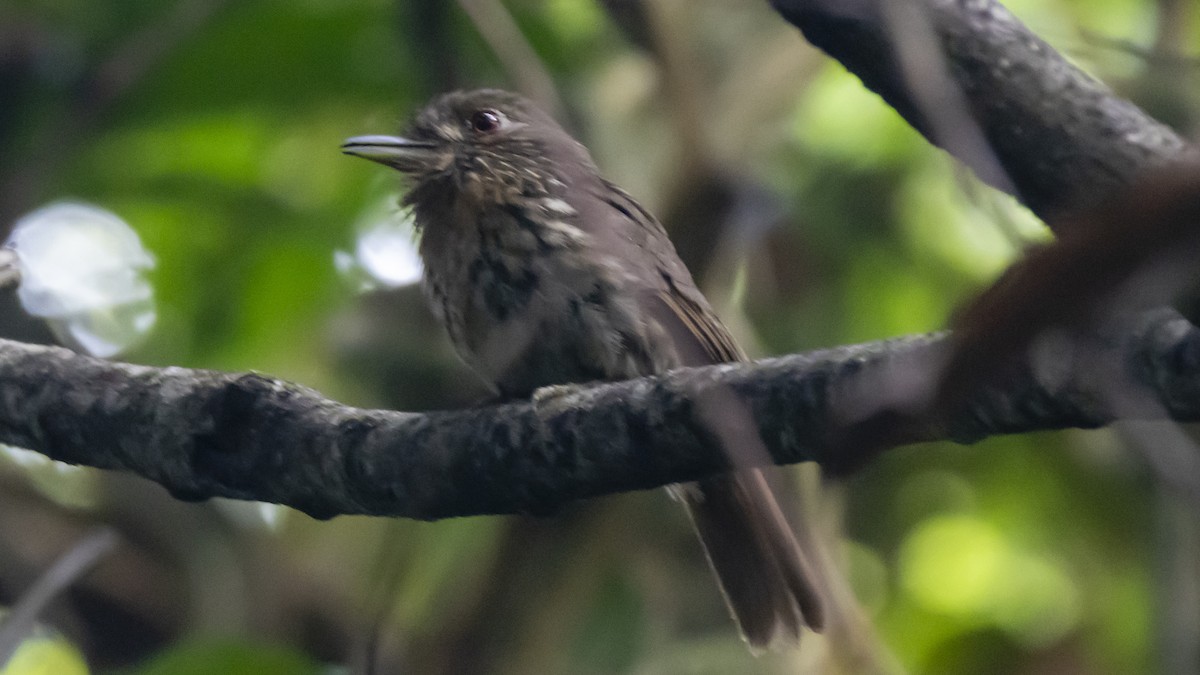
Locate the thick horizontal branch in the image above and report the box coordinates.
[0,309,1196,521]
[769,0,1195,220]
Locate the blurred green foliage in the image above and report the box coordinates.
[124,640,321,675]
[1,0,1198,673]
[1,633,89,675]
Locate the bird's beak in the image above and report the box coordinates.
[341,135,448,173]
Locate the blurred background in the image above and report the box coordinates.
[0,0,1198,673]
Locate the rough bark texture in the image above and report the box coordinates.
[0,0,1198,519]
[0,308,1196,520]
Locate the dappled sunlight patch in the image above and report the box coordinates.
[87,113,274,189]
[899,514,1081,646]
[793,65,924,168]
[0,631,89,675]
[897,158,1050,281]
[843,247,945,340]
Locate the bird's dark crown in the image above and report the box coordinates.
[408,89,556,144]
[416,90,591,184]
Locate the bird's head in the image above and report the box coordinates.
[342,89,593,207]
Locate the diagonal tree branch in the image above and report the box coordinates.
[768,0,1196,221]
[0,308,1196,521]
[764,0,1200,475]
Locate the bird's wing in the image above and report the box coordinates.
[588,179,747,367]
[589,179,827,641]
[652,275,747,365]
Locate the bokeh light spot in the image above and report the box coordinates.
[334,197,423,291]
[899,514,1081,646]
[900,514,1007,617]
[6,202,157,357]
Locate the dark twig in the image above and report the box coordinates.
[877,1,1016,196]
[0,528,119,666]
[454,0,564,120]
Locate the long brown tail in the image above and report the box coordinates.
[681,469,825,648]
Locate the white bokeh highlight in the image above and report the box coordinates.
[6,202,157,357]
[335,198,423,291]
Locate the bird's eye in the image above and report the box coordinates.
[470,109,502,134]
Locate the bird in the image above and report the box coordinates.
[341,89,824,648]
